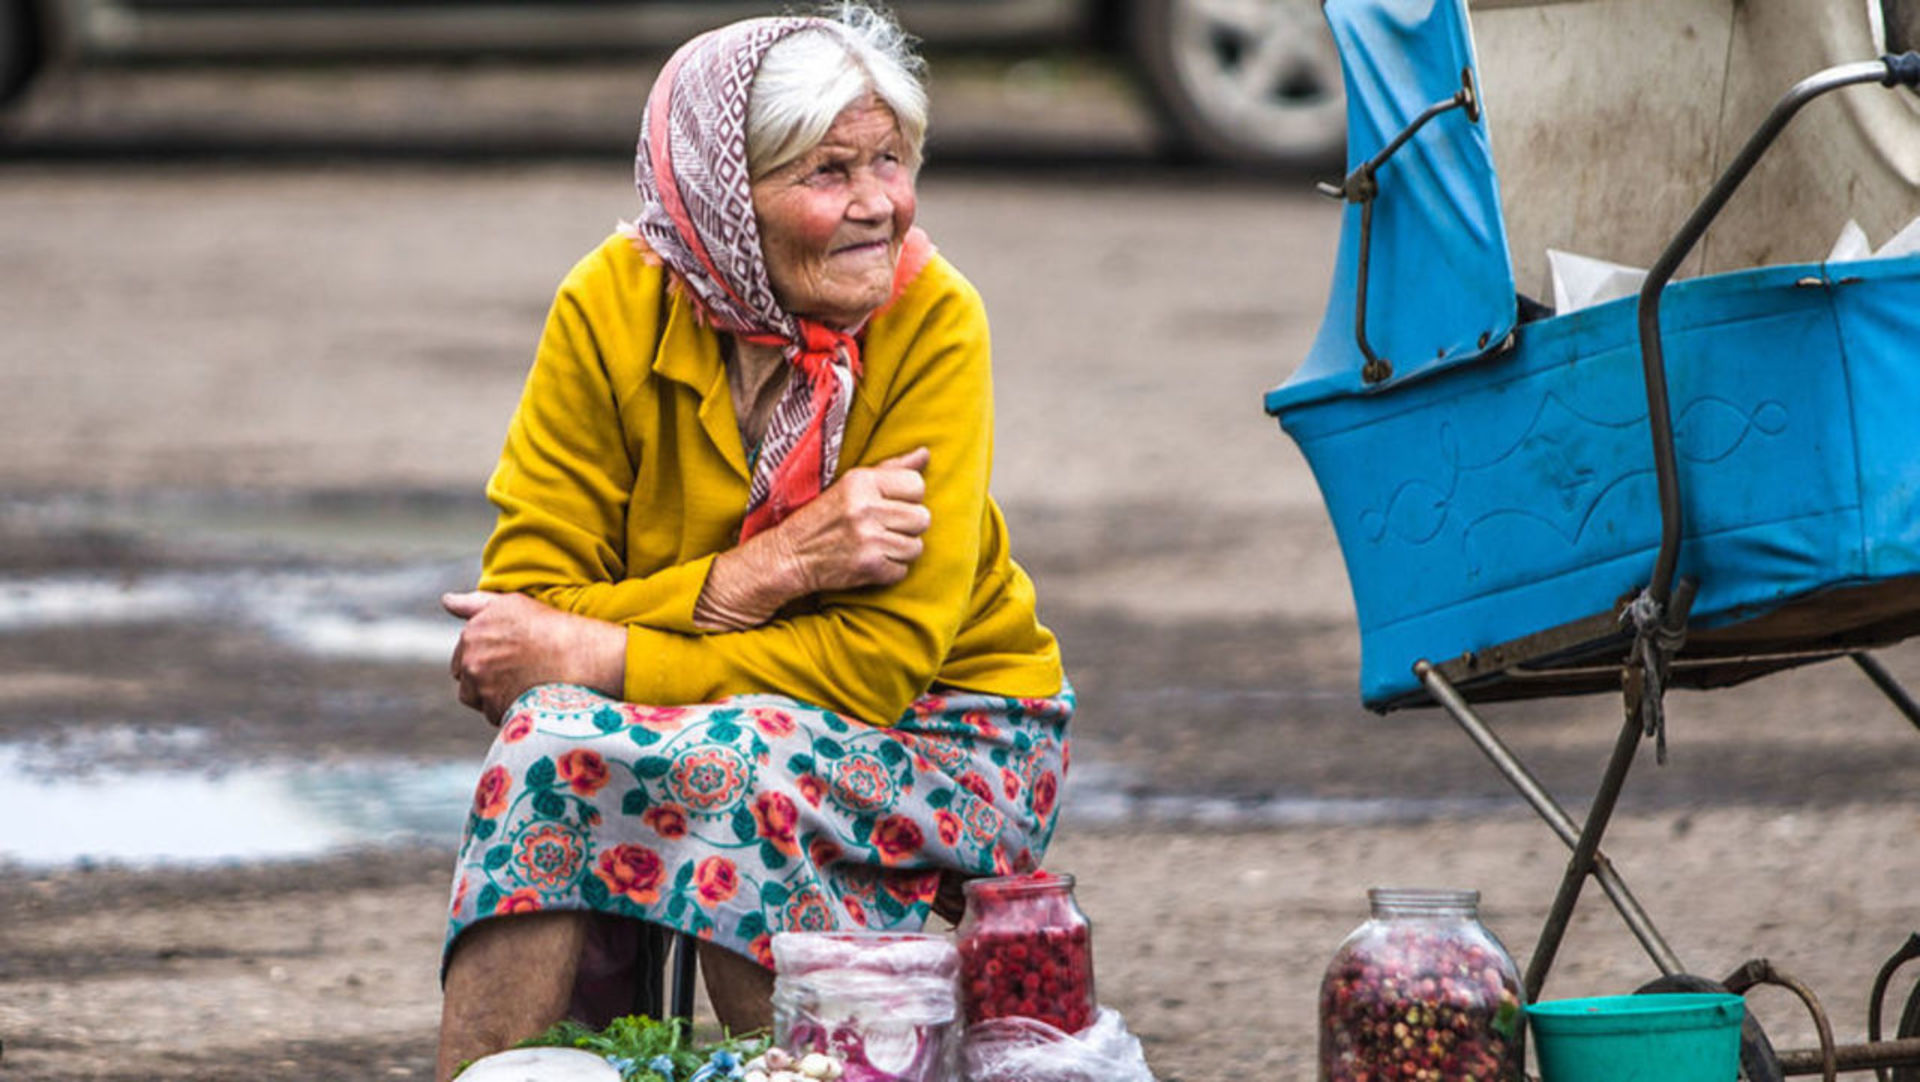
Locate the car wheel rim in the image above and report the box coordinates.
[1168,0,1346,154]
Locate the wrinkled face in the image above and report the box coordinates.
[752,96,917,329]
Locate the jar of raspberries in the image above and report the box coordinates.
[1319,887,1525,1082]
[955,871,1096,1035]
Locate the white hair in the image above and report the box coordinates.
[746,3,929,179]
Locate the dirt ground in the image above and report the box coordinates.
[7,797,1920,1081]
[4,63,1920,1082]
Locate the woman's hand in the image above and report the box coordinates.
[695,447,932,630]
[780,445,933,591]
[442,590,626,724]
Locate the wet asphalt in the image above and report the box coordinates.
[6,481,1919,872]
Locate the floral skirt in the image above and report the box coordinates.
[445,683,1073,969]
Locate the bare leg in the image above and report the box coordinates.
[696,940,776,1036]
[436,911,589,1082]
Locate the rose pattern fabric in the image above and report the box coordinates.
[445,683,1072,969]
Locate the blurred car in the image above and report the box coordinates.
[0,0,1347,166]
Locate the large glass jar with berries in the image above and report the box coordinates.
[955,871,1096,1035]
[1319,887,1525,1082]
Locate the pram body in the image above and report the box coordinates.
[1265,0,1920,713]
[1265,0,1920,1068]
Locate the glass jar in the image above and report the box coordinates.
[1319,887,1525,1082]
[955,871,1096,1034]
[771,931,962,1082]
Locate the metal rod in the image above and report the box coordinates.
[1869,933,1920,1081]
[1355,196,1386,382]
[1416,662,1684,992]
[1519,705,1650,1001]
[1727,959,1840,1082]
[1419,661,1582,847]
[1355,83,1476,181]
[1851,652,1920,732]
[1777,1038,1920,1076]
[669,931,698,1023]
[1504,646,1863,681]
[1340,72,1476,384]
[1634,59,1894,609]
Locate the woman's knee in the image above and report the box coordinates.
[445,910,591,992]
[695,938,775,1033]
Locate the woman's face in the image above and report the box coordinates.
[752,95,917,329]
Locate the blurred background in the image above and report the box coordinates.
[0,0,1373,868]
[0,0,1347,164]
[3,2,1919,1081]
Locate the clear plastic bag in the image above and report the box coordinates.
[960,1007,1156,1082]
[772,932,962,1082]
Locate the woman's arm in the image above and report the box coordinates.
[618,266,996,726]
[443,590,625,722]
[454,251,995,727]
[477,266,722,636]
[694,446,933,630]
[478,252,935,637]
[445,444,934,722]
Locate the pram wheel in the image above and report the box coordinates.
[1869,932,1920,1082]
[1895,983,1920,1082]
[1635,973,1784,1082]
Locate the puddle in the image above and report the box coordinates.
[0,737,478,867]
[0,565,468,662]
[1,489,494,563]
[0,732,1508,869]
[0,494,1512,869]
[0,490,484,662]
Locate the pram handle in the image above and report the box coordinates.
[1883,50,1920,87]
[1319,67,1480,385]
[1633,54,1916,614]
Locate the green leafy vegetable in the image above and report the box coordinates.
[493,1014,769,1082]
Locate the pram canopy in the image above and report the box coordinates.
[1266,0,1920,711]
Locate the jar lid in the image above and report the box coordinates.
[1367,887,1480,913]
[963,870,1076,898]
[771,930,959,978]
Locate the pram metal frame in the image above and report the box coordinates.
[1422,658,1920,1080]
[1614,57,1920,765]
[1319,66,1481,386]
[1396,49,1920,1081]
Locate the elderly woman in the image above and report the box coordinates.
[433,4,1070,1076]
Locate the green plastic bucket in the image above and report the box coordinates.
[1528,993,1745,1082]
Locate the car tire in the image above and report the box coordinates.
[1128,0,1346,168]
[1888,0,1920,100]
[0,0,40,110]
[1888,0,1920,52]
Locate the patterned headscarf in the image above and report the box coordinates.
[630,16,931,541]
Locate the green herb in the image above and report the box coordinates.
[507,1014,769,1082]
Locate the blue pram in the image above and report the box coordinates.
[1265,0,1920,1075]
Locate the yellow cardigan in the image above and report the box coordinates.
[477,233,1064,727]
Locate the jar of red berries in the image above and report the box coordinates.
[1319,887,1525,1082]
[955,871,1096,1034]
